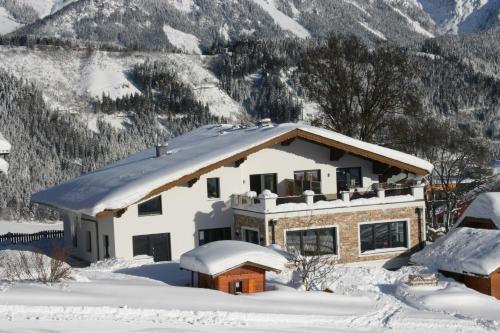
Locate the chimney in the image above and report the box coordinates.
[259,118,272,127]
[155,143,168,158]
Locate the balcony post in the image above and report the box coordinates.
[303,190,315,205]
[341,191,350,203]
[377,187,385,199]
[411,183,425,200]
[259,190,277,212]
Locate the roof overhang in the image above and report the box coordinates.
[87,128,429,218]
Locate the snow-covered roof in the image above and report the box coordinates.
[179,240,287,275]
[0,133,10,154]
[411,227,500,276]
[31,123,433,217]
[455,192,500,229]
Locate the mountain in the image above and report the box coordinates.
[0,0,76,34]
[417,0,500,34]
[8,0,438,48]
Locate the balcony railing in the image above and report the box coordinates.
[231,185,425,214]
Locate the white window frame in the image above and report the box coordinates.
[283,224,340,259]
[357,219,411,257]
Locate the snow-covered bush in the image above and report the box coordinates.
[0,246,71,283]
[287,247,337,291]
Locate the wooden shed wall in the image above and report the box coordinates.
[198,265,266,294]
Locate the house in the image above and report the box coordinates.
[455,192,500,230]
[180,240,286,293]
[0,133,10,175]
[31,122,433,265]
[411,227,500,299]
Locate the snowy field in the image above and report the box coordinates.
[0,220,63,234]
[0,221,499,332]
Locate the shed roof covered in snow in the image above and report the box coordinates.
[31,123,433,217]
[455,192,500,229]
[180,240,287,276]
[411,227,500,276]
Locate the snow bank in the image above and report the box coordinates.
[180,240,287,275]
[0,158,8,175]
[0,133,10,153]
[455,192,500,229]
[32,123,432,216]
[411,227,500,276]
[163,25,201,55]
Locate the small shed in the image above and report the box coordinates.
[180,240,287,294]
[455,192,500,230]
[411,227,500,299]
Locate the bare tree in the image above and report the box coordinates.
[0,244,71,283]
[287,239,337,291]
[421,121,491,231]
[300,34,421,142]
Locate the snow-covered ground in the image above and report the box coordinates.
[0,239,499,332]
[0,220,63,234]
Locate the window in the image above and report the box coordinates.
[336,167,362,191]
[71,223,78,248]
[243,228,259,244]
[286,227,337,256]
[206,178,220,199]
[294,170,321,193]
[103,235,110,259]
[360,221,408,253]
[86,231,92,253]
[138,196,162,216]
[250,173,277,194]
[199,227,231,246]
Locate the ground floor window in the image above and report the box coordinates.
[103,235,110,258]
[242,228,259,245]
[285,227,337,256]
[132,233,171,262]
[199,227,231,246]
[360,221,408,253]
[86,231,92,253]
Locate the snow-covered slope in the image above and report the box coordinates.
[417,0,500,34]
[0,47,244,129]
[0,7,21,34]
[0,0,76,35]
[9,0,441,47]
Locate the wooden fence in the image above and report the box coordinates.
[0,230,64,245]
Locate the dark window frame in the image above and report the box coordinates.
[206,177,221,199]
[294,169,322,193]
[103,235,110,259]
[86,231,92,253]
[198,227,231,246]
[285,227,338,256]
[336,167,363,190]
[359,221,408,253]
[138,195,163,216]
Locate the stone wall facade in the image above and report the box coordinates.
[234,206,424,265]
[234,214,266,245]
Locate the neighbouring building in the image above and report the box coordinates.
[180,240,286,294]
[411,227,500,299]
[32,122,433,265]
[0,133,10,175]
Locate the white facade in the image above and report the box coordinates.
[62,138,420,262]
